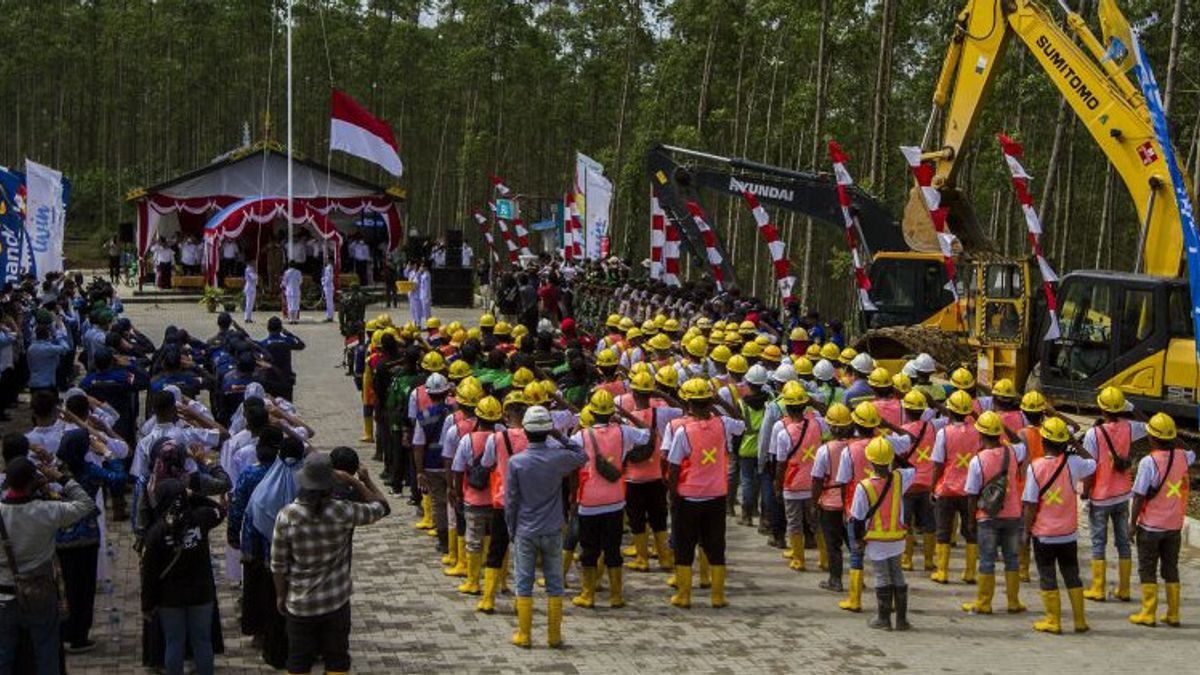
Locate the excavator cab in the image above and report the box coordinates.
[967,259,1030,389]
[862,252,954,329]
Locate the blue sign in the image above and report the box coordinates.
[495,198,516,221]
[0,168,29,283]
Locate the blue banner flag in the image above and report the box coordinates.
[0,167,29,284]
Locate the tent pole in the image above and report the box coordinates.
[286,0,294,263]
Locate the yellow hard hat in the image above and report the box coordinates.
[710,344,733,364]
[629,362,652,377]
[619,317,635,331]
[1147,412,1177,440]
[686,336,708,358]
[992,378,1018,399]
[762,345,783,363]
[794,356,814,376]
[790,327,809,342]
[589,389,616,415]
[447,321,462,335]
[726,354,749,374]
[369,331,385,349]
[523,382,548,405]
[825,403,853,427]
[754,335,770,347]
[892,372,913,393]
[683,327,700,342]
[1096,386,1126,413]
[709,330,726,345]
[696,317,713,330]
[780,381,810,407]
[851,401,881,428]
[806,343,821,359]
[475,396,504,421]
[867,367,893,389]
[738,320,756,335]
[865,436,895,465]
[480,313,496,328]
[901,389,928,411]
[450,330,467,347]
[579,405,595,428]
[420,350,446,372]
[448,359,473,381]
[630,371,656,393]
[950,367,976,390]
[662,318,681,333]
[655,365,679,389]
[596,350,620,368]
[680,377,715,401]
[839,347,858,366]
[539,379,558,397]
[653,314,668,329]
[494,321,512,336]
[606,313,622,329]
[625,327,643,341]
[425,317,441,330]
[1039,416,1071,444]
[466,327,482,341]
[513,367,536,388]
[1020,390,1047,413]
[503,390,528,410]
[713,320,727,331]
[641,320,658,335]
[512,324,529,340]
[648,333,672,352]
[376,313,393,327]
[946,389,974,416]
[724,332,743,347]
[974,410,1003,436]
[819,343,841,361]
[740,342,763,359]
[365,319,380,331]
[456,379,482,407]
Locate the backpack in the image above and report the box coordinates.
[977,446,1012,516]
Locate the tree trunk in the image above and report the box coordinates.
[1163,0,1184,115]
[868,0,895,189]
[696,20,717,141]
[1037,98,1069,224]
[614,3,636,253]
[800,0,831,305]
[1095,164,1114,268]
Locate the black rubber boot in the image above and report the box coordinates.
[437,528,449,555]
[869,586,893,630]
[819,576,844,593]
[894,585,911,631]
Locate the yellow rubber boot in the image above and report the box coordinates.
[653,531,674,570]
[669,565,693,608]
[789,534,806,571]
[441,530,459,566]
[698,550,712,588]
[962,573,995,614]
[1115,558,1132,602]
[1129,583,1158,626]
[1005,571,1027,613]
[961,543,978,584]
[360,415,374,443]
[1067,587,1090,633]
[547,596,564,648]
[1083,559,1107,601]
[1162,582,1181,626]
[414,494,434,530]
[476,568,499,613]
[711,564,729,608]
[922,533,937,571]
[1019,544,1031,582]
[1033,590,1062,634]
[500,552,511,594]
[457,552,482,594]
[444,537,468,577]
[512,597,533,648]
[608,567,626,608]
[900,535,915,571]
[816,529,829,571]
[560,549,574,589]
[781,542,794,560]
[930,543,951,584]
[626,533,651,572]
[571,566,597,608]
[838,569,863,612]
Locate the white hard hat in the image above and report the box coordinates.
[813,359,836,382]
[425,373,451,394]
[901,360,919,378]
[770,363,797,384]
[913,353,937,374]
[850,352,875,375]
[523,405,554,433]
[745,364,770,386]
[537,318,555,335]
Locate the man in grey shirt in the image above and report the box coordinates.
[0,457,96,675]
[504,406,585,649]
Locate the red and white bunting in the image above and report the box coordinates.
[997,134,1063,341]
[649,187,666,280]
[473,211,500,263]
[565,192,584,261]
[900,146,961,304]
[488,201,520,264]
[684,200,725,290]
[561,193,574,261]
[512,218,532,255]
[827,141,877,311]
[489,174,512,197]
[663,215,681,287]
[740,190,795,304]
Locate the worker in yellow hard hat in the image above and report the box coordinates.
[929,389,979,585]
[810,403,855,594]
[594,349,628,397]
[620,327,646,369]
[895,390,941,573]
[450,396,505,596]
[989,378,1026,433]
[866,366,900,427]
[787,326,811,357]
[441,378,483,577]
[769,380,822,571]
[848,436,915,631]
[647,333,673,369]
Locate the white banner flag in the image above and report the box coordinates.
[583,165,612,261]
[24,160,65,279]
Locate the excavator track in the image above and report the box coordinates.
[852,325,971,372]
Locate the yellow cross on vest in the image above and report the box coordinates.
[954,452,971,469]
[700,447,718,466]
[915,447,931,463]
[1165,480,1183,499]
[1043,487,1063,506]
[801,447,816,462]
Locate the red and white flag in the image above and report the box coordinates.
[662,217,681,287]
[684,200,725,290]
[901,145,961,305]
[473,211,500,264]
[489,202,519,264]
[741,190,796,305]
[512,218,532,255]
[490,175,512,197]
[827,141,876,311]
[329,90,403,176]
[649,187,666,280]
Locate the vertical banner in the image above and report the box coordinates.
[649,186,665,280]
[24,160,66,279]
[740,190,796,305]
[827,141,877,312]
[662,218,681,287]
[0,167,27,283]
[574,152,608,260]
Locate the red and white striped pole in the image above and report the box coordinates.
[901,145,962,323]
[650,186,666,281]
[683,200,726,290]
[740,190,795,305]
[828,141,877,311]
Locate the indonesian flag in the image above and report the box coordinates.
[490,175,512,196]
[329,90,403,177]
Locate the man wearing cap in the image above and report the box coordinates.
[505,406,586,648]
[271,453,389,675]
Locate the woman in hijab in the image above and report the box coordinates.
[140,478,224,675]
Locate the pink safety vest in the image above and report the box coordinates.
[1030,455,1077,538]
[974,444,1022,521]
[901,419,936,492]
[999,409,1026,435]
[1091,420,1133,502]
[676,416,728,500]
[623,403,666,483]
[489,428,527,509]
[577,424,627,508]
[843,438,874,515]
[818,440,849,511]
[782,415,823,493]
[1138,449,1190,531]
[936,423,979,498]
[597,379,629,397]
[461,430,493,507]
[874,398,902,428]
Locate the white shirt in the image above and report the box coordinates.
[220,241,239,260]
[179,242,200,265]
[282,268,303,296]
[849,467,916,560]
[1021,454,1097,543]
[569,424,651,515]
[132,423,220,479]
[244,266,258,288]
[461,246,474,267]
[151,244,175,265]
[351,241,372,262]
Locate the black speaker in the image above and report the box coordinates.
[446,229,463,247]
[431,267,474,307]
[118,222,134,244]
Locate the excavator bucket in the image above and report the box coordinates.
[902,185,995,256]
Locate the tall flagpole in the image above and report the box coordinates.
[286,0,294,261]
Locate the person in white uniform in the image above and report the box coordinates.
[321,260,336,322]
[243,262,258,323]
[282,263,303,324]
[405,261,421,325]
[417,261,433,326]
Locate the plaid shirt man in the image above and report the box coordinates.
[270,498,388,616]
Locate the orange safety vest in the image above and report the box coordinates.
[974,444,1022,521]
[461,430,493,507]
[936,423,979,498]
[1091,420,1133,502]
[1138,449,1190,531]
[998,409,1026,435]
[1030,454,1077,538]
[622,402,666,483]
[577,424,627,508]
[489,428,527,509]
[818,440,849,512]
[676,416,728,499]
[596,379,629,397]
[874,398,902,428]
[862,470,906,541]
[901,419,936,492]
[782,415,822,493]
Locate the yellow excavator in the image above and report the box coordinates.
[855,0,1198,420]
